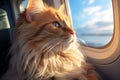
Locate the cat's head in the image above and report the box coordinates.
[15,0,77,53]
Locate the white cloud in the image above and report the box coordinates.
[83,6,101,15]
[77,6,101,20]
[79,4,114,32]
[88,0,95,5]
[98,25,113,31]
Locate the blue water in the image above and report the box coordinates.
[77,35,112,47]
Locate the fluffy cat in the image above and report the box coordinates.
[1,0,100,80]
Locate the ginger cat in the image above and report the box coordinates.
[1,0,100,80]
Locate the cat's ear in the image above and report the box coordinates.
[58,4,66,13]
[26,0,45,22]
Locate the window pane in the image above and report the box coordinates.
[69,0,114,47]
[0,9,10,29]
[22,0,28,10]
[22,0,54,10]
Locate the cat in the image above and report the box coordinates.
[1,0,100,80]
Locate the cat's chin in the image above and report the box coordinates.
[55,35,77,52]
[64,40,76,51]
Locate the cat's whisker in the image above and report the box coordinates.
[44,31,55,35]
[42,40,62,53]
[47,40,63,52]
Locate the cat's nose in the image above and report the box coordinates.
[62,27,75,35]
[68,29,75,35]
[70,31,75,35]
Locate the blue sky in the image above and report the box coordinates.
[23,0,28,9]
[69,0,114,34]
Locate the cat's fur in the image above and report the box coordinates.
[1,0,100,80]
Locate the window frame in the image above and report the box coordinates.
[78,0,120,64]
[10,0,20,20]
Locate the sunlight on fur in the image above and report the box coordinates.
[1,0,100,80]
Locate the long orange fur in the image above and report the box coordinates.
[1,0,100,80]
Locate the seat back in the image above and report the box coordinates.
[0,8,11,77]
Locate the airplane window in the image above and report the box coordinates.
[22,0,55,10]
[69,0,114,47]
[0,9,10,29]
[22,0,28,10]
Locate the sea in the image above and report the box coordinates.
[77,34,112,48]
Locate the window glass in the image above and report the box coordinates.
[22,0,54,10]
[0,9,10,29]
[69,0,114,47]
[22,0,28,10]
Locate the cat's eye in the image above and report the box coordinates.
[52,21,61,28]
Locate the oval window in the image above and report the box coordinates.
[69,0,114,47]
